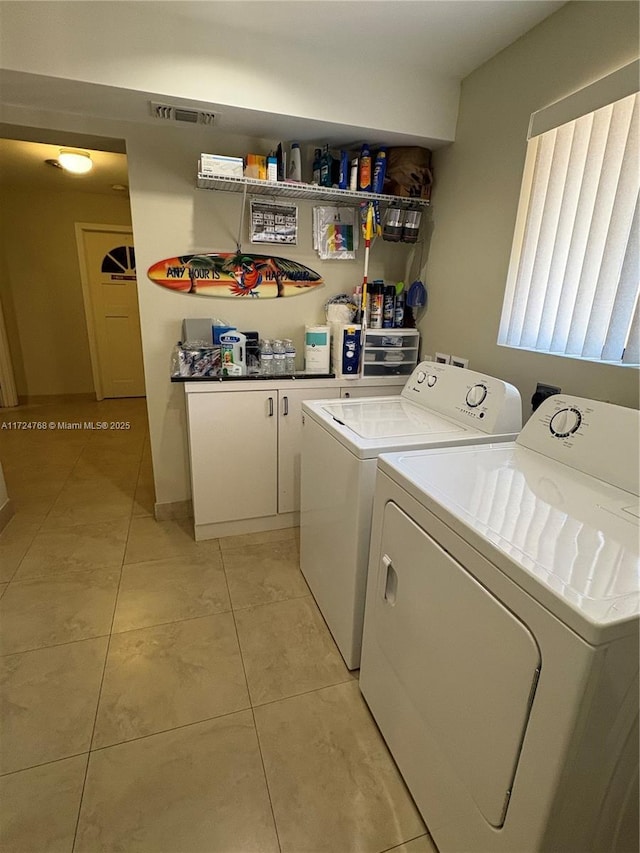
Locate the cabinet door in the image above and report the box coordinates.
[278,387,340,515]
[187,390,278,525]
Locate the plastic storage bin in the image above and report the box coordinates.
[362,329,419,377]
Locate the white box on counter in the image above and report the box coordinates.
[199,154,244,178]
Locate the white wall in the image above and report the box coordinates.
[0,1,459,144]
[421,0,640,417]
[0,187,132,397]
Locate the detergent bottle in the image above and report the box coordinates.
[220,331,247,376]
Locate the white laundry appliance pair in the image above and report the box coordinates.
[300,361,523,669]
[360,394,639,853]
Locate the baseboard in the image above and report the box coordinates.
[194,512,299,541]
[0,498,15,534]
[154,499,193,521]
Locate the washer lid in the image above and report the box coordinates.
[303,396,492,460]
[318,398,468,439]
[378,444,640,643]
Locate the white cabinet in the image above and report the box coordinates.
[185,382,339,539]
[187,389,278,527]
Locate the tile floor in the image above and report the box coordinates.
[0,395,438,853]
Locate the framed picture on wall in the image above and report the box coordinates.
[250,200,298,245]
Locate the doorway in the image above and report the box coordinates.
[0,133,143,406]
[76,223,145,400]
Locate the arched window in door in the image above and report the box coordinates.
[101,245,136,275]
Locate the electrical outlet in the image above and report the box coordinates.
[450,355,469,369]
[536,382,561,397]
[435,352,451,364]
[532,382,561,412]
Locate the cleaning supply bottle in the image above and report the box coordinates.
[369,281,384,328]
[284,339,296,373]
[372,147,387,194]
[358,143,372,192]
[289,143,302,182]
[320,145,332,187]
[394,290,405,328]
[338,151,349,190]
[220,331,247,376]
[383,284,396,328]
[312,148,322,185]
[349,157,359,191]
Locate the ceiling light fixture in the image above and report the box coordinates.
[58,149,93,174]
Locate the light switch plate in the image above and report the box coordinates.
[435,352,451,364]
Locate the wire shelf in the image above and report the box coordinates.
[196,174,430,207]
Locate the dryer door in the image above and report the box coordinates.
[371,501,541,828]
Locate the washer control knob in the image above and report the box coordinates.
[550,407,582,438]
[426,374,437,387]
[466,384,487,407]
[416,370,426,384]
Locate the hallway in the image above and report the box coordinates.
[0,395,435,852]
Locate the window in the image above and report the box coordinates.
[498,61,639,365]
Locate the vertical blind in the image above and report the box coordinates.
[499,87,639,364]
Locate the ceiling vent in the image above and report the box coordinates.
[150,102,215,126]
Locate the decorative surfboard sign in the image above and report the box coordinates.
[147,252,324,298]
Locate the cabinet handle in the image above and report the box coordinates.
[282,395,289,416]
[268,396,274,417]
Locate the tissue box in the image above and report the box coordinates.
[200,154,244,178]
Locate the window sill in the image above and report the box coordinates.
[497,343,639,368]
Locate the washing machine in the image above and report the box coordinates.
[359,394,639,853]
[299,361,522,669]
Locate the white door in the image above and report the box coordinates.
[76,224,145,399]
[366,500,541,827]
[188,390,278,526]
[278,386,340,514]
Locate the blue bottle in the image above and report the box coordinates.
[372,147,387,194]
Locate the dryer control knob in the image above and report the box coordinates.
[426,374,437,387]
[550,407,582,438]
[416,370,427,384]
[466,384,487,407]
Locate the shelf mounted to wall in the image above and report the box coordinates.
[196,174,431,208]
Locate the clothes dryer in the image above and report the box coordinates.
[300,361,522,668]
[360,395,639,853]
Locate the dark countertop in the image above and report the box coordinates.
[171,373,336,382]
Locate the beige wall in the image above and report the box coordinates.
[124,122,411,506]
[421,0,640,419]
[0,460,8,509]
[0,187,132,397]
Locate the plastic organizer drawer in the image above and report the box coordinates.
[362,362,416,377]
[365,331,419,349]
